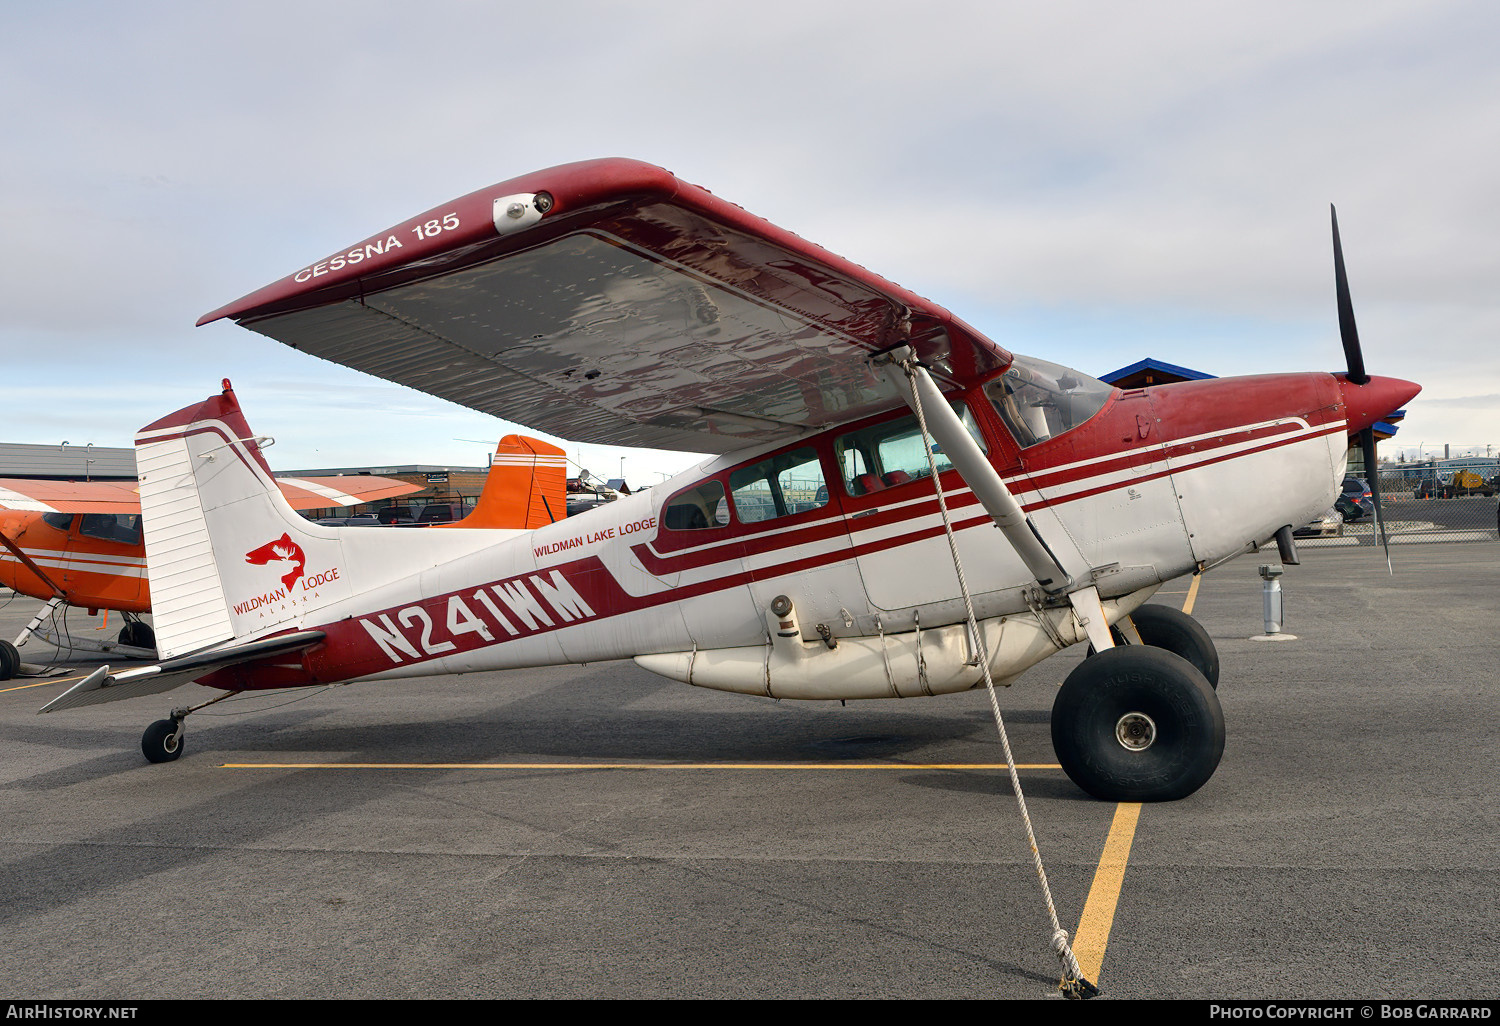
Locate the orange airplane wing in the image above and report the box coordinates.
[271,475,422,511]
[0,479,143,514]
[0,475,419,514]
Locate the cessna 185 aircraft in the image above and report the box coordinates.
[41,158,1418,804]
[0,424,564,673]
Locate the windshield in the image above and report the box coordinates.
[986,355,1114,448]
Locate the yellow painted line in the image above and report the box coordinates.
[1069,575,1201,984]
[221,761,1064,771]
[1072,801,1142,984]
[1182,573,1201,615]
[0,674,88,694]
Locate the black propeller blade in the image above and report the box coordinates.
[1332,204,1391,570]
[1332,205,1368,386]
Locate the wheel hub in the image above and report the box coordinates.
[1115,711,1157,751]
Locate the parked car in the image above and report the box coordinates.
[1414,474,1451,500]
[566,496,612,517]
[1336,477,1375,521]
[1293,507,1342,538]
[415,502,474,524]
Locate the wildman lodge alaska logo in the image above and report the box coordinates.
[235,533,341,616]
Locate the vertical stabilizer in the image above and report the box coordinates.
[135,381,350,658]
[441,435,567,529]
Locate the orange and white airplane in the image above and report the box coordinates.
[0,400,564,673]
[40,159,1416,814]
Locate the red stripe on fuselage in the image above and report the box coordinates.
[210,382,1347,690]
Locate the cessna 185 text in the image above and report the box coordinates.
[41,159,1419,803]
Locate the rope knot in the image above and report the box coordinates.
[1050,928,1070,955]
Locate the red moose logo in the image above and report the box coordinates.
[244,533,306,593]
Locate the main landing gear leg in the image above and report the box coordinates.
[140,691,237,765]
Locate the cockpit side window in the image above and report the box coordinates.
[986,356,1114,448]
[41,512,75,532]
[662,480,730,531]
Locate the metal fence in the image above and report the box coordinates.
[1300,470,1500,547]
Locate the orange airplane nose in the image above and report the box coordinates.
[1338,374,1421,435]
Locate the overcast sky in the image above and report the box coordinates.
[3,0,1496,483]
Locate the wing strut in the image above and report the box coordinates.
[878,347,1099,998]
[0,528,66,600]
[872,348,1077,596]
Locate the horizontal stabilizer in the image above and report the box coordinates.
[39,630,325,714]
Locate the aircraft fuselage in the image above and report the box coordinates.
[197,366,1370,699]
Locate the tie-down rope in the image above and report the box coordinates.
[896,355,1098,1000]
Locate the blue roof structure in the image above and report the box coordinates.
[1099,358,1216,386]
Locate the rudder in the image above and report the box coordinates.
[135,380,350,657]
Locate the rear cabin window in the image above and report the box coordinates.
[728,447,828,523]
[662,480,730,531]
[835,404,985,497]
[79,513,143,545]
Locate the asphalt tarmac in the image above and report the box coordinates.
[0,542,1495,1001]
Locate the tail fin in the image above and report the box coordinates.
[440,435,566,529]
[134,380,350,658]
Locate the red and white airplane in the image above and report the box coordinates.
[40,159,1418,803]
[0,411,564,672]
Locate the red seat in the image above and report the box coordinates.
[852,473,885,496]
[882,471,912,487]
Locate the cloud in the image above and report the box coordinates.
[2,0,1497,463]
[1417,394,1500,408]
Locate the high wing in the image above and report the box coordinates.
[0,475,419,514]
[198,158,1014,454]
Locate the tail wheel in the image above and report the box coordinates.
[141,719,184,763]
[1052,646,1224,802]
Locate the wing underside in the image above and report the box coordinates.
[202,159,1013,453]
